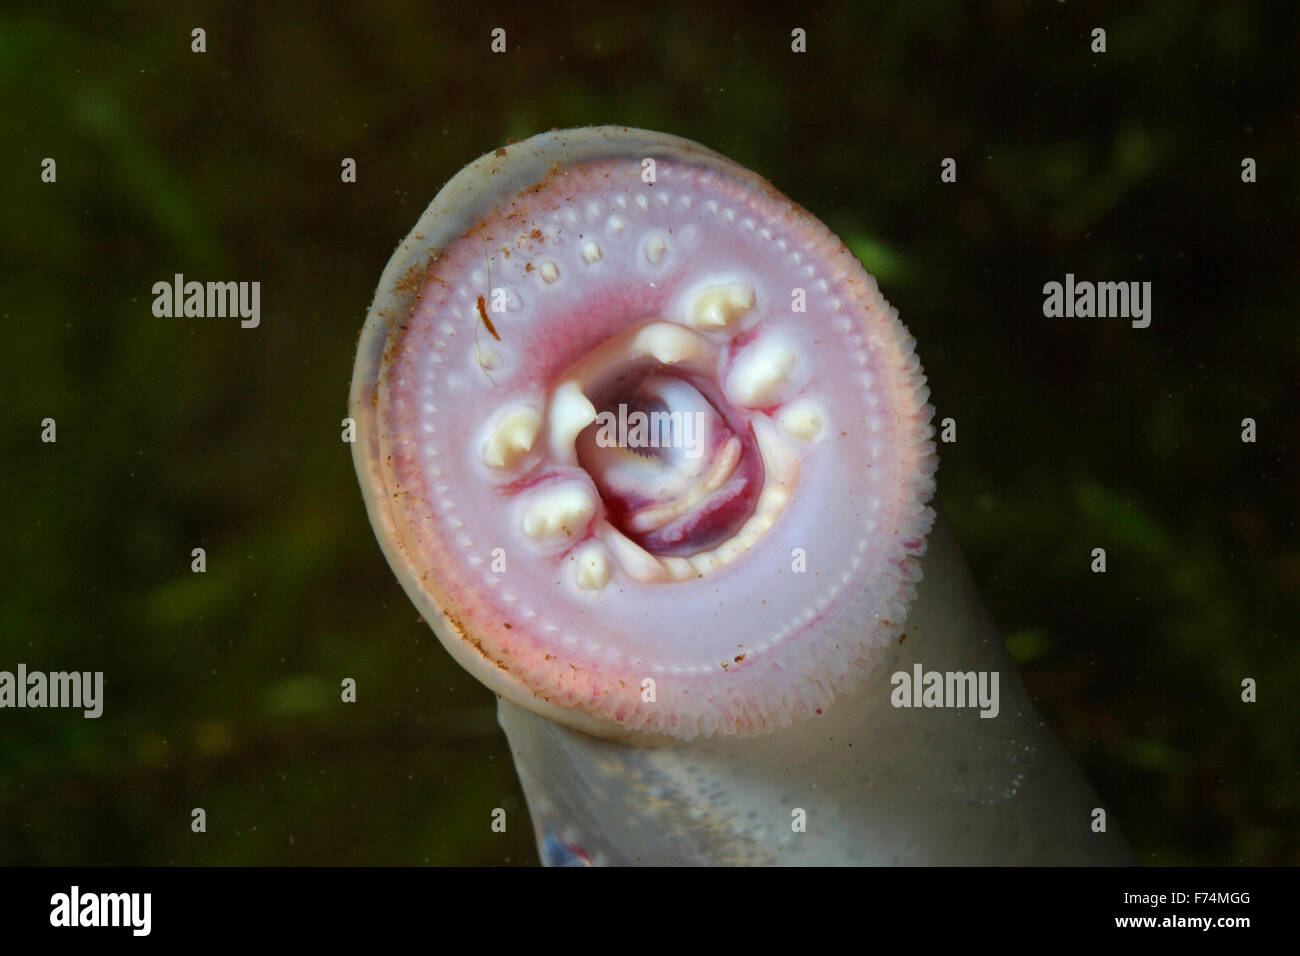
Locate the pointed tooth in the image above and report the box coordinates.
[548,382,597,463]
[684,282,754,330]
[521,482,596,541]
[480,406,541,469]
[751,417,800,489]
[631,322,706,365]
[602,526,669,582]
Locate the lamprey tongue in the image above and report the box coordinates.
[349,126,936,740]
[574,367,760,557]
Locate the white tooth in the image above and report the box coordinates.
[582,240,601,263]
[685,483,788,574]
[539,261,560,283]
[548,382,597,463]
[778,399,824,441]
[661,556,697,581]
[626,503,679,535]
[702,436,742,493]
[758,484,789,515]
[644,235,666,265]
[685,282,755,330]
[573,543,611,591]
[725,340,797,407]
[521,482,596,541]
[751,417,800,489]
[688,552,722,576]
[602,526,669,582]
[480,406,541,469]
[632,322,704,365]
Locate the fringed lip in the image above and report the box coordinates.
[350,127,937,741]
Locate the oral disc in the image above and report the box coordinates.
[351,127,936,740]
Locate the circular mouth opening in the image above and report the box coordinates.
[479,309,809,590]
[574,361,765,557]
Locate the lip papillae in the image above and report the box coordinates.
[352,127,1131,864]
[351,127,935,740]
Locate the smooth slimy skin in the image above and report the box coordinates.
[350,126,1130,865]
[501,514,1128,864]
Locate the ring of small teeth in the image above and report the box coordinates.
[477,281,824,593]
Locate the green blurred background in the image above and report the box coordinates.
[1,0,1296,865]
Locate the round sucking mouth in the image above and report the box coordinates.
[350,127,937,740]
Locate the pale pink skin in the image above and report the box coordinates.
[351,128,1130,864]
[353,127,934,739]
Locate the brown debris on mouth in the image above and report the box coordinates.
[477,295,500,340]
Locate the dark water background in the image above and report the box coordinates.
[1,1,1296,864]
